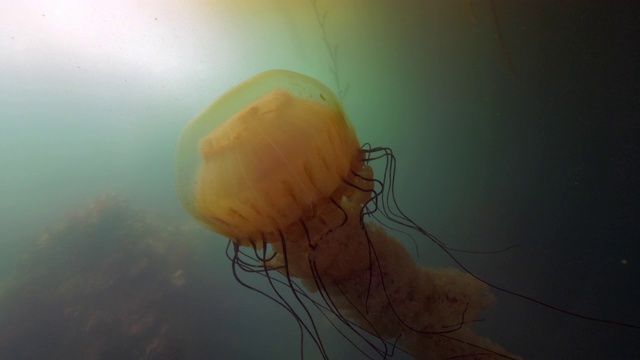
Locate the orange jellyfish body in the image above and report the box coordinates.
[175,70,520,359]
[175,70,361,245]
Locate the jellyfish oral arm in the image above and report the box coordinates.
[175,70,520,359]
[267,163,521,360]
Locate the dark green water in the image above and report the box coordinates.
[0,1,638,359]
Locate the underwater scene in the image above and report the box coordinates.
[0,1,638,359]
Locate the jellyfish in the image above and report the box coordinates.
[174,69,521,359]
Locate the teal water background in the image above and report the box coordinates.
[1,1,638,358]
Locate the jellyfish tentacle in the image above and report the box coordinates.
[308,258,389,359]
[229,239,330,360]
[176,70,522,359]
[309,0,349,101]
[359,147,640,344]
[328,198,348,230]
[277,231,331,360]
[363,148,640,331]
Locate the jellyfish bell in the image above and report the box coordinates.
[175,70,359,245]
[174,69,521,359]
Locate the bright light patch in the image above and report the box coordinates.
[0,0,231,83]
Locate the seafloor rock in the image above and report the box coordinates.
[0,194,233,360]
